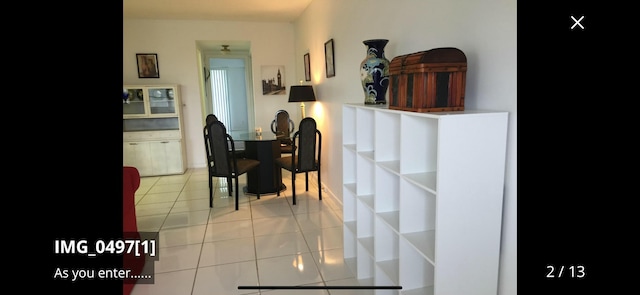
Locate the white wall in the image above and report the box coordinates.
[123,0,516,293]
[293,1,517,294]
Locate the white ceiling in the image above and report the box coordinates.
[124,0,313,51]
[123,0,313,22]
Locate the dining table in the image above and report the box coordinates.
[229,130,286,195]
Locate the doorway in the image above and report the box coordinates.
[202,51,255,133]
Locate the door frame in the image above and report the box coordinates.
[200,50,255,131]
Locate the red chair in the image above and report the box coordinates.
[123,166,145,295]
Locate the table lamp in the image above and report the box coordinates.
[288,85,316,120]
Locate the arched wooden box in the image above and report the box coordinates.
[389,47,467,112]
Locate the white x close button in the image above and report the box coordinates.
[571,15,585,30]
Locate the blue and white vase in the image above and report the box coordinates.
[360,39,390,104]
[123,88,130,104]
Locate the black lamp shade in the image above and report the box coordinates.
[288,85,317,102]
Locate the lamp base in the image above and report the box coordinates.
[300,102,306,120]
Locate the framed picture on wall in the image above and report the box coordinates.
[261,65,286,95]
[304,53,311,81]
[136,53,160,78]
[324,39,335,78]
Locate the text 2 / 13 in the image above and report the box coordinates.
[546,265,585,278]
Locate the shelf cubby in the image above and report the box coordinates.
[399,238,435,291]
[356,153,375,196]
[343,221,357,259]
[374,110,401,162]
[374,217,399,263]
[342,183,357,222]
[356,200,374,240]
[399,179,436,235]
[356,241,375,280]
[399,114,437,175]
[375,165,399,214]
[343,147,357,184]
[342,105,357,146]
[374,263,400,295]
[356,108,375,152]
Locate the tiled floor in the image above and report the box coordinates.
[129,167,367,295]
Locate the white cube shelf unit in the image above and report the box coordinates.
[342,103,508,295]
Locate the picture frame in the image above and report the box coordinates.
[324,39,335,78]
[304,53,311,81]
[261,65,287,95]
[136,53,160,78]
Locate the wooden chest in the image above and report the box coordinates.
[389,47,467,112]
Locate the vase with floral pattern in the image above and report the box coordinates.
[360,39,390,104]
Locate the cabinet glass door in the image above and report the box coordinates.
[148,87,176,115]
[123,88,146,115]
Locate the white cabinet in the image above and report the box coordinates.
[123,140,185,177]
[342,103,508,295]
[123,141,153,176]
[123,84,186,176]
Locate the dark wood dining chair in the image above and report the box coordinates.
[275,117,321,205]
[205,120,261,210]
[270,110,296,154]
[207,114,246,158]
[205,114,247,194]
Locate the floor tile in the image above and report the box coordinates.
[209,206,252,223]
[204,220,254,242]
[251,202,294,219]
[185,172,211,183]
[257,253,323,286]
[135,202,174,217]
[154,243,202,273]
[192,261,259,295]
[311,248,356,282]
[147,183,185,194]
[199,237,256,266]
[177,188,210,201]
[139,176,160,186]
[159,224,207,247]
[302,226,344,252]
[170,198,211,213]
[182,179,210,192]
[162,209,210,229]
[250,194,290,206]
[137,191,180,204]
[252,216,300,236]
[136,214,166,232]
[295,210,343,232]
[324,278,374,295]
[135,193,146,204]
[289,196,329,215]
[254,231,310,259]
[260,282,330,295]
[155,174,190,185]
[130,269,196,295]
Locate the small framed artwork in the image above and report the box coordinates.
[304,53,311,81]
[261,65,286,95]
[136,53,160,78]
[324,39,335,78]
